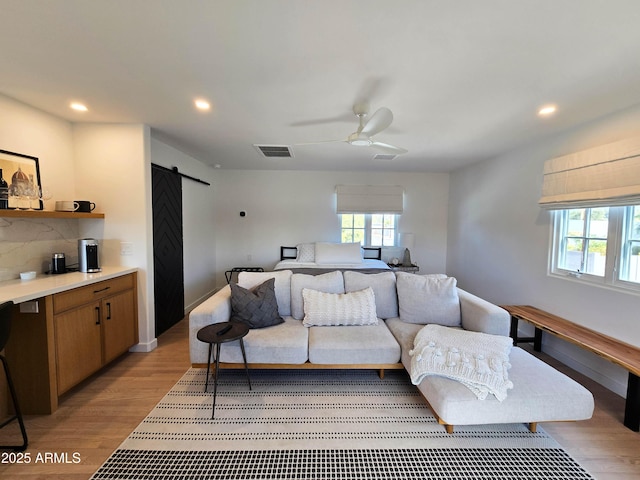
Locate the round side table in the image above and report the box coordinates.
[197,321,252,418]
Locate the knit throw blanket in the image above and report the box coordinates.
[409,324,514,401]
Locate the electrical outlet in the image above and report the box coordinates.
[121,242,133,256]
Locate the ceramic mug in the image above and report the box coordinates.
[75,200,96,213]
[55,200,79,212]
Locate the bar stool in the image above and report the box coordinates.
[0,301,28,451]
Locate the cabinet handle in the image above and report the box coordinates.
[95,306,101,325]
[106,302,112,320]
[93,286,111,294]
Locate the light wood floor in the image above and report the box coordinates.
[1,317,639,479]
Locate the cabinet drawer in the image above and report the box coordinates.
[53,274,135,314]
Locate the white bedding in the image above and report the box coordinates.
[274,258,390,270]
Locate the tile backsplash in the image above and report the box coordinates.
[0,217,80,281]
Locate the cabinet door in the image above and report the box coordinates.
[54,302,103,394]
[102,289,137,364]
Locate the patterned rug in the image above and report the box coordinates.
[91,368,593,479]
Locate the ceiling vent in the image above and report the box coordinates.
[373,153,397,161]
[254,145,293,158]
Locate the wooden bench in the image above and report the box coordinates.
[501,305,640,432]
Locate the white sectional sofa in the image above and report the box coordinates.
[189,269,594,432]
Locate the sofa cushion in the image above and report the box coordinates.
[230,278,284,329]
[396,272,461,326]
[308,321,401,364]
[344,270,398,319]
[290,270,345,320]
[238,269,292,317]
[315,242,362,264]
[416,347,594,426]
[302,287,378,326]
[219,316,309,364]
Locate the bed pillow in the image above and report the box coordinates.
[343,270,398,319]
[290,270,345,320]
[238,269,292,316]
[230,278,284,329]
[396,272,461,327]
[302,287,378,326]
[296,243,315,262]
[314,242,362,264]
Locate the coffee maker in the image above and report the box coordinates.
[78,238,101,273]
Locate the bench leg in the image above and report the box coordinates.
[624,372,640,432]
[527,422,537,433]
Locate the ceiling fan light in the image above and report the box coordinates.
[350,139,372,147]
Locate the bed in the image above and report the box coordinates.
[273,242,391,274]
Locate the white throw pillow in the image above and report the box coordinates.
[296,243,315,262]
[290,271,345,320]
[314,242,363,264]
[302,287,378,327]
[343,270,398,319]
[396,272,461,326]
[238,270,293,317]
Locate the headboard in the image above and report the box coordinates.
[280,245,382,261]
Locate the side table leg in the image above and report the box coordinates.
[212,342,221,419]
[239,338,252,390]
[624,372,640,432]
[204,343,213,392]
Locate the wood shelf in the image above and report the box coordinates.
[0,209,104,219]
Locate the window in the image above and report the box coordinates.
[550,205,640,292]
[341,214,397,246]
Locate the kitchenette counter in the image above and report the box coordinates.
[0,266,138,304]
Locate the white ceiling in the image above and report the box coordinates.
[2,0,640,172]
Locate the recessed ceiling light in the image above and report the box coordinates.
[70,102,88,112]
[194,99,211,111]
[538,104,557,116]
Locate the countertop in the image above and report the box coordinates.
[0,266,138,304]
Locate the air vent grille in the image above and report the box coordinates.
[373,153,397,161]
[254,145,293,158]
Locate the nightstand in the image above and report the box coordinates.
[387,264,419,273]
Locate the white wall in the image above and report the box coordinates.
[448,103,640,396]
[149,137,217,311]
[213,169,449,287]
[73,123,156,352]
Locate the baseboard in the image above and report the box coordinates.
[184,288,218,315]
[130,338,158,353]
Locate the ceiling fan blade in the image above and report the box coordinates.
[370,141,408,155]
[294,139,347,146]
[360,107,394,137]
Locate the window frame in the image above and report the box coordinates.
[340,213,398,247]
[549,205,640,294]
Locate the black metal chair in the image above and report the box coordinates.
[0,301,28,451]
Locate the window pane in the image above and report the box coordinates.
[353,229,365,245]
[353,214,365,228]
[342,214,353,228]
[585,239,606,276]
[562,238,584,271]
[384,214,395,228]
[588,208,609,237]
[371,214,383,228]
[620,205,640,283]
[382,228,395,246]
[342,229,353,243]
[371,229,382,246]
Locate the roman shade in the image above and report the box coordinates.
[539,136,640,209]
[336,185,404,213]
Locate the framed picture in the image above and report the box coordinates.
[0,149,42,210]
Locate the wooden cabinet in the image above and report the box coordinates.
[5,272,138,413]
[53,274,138,395]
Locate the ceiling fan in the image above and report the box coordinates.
[298,103,408,155]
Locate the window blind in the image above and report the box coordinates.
[336,185,404,213]
[539,136,640,209]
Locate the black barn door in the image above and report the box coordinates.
[152,164,185,336]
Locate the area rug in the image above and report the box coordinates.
[91,368,593,479]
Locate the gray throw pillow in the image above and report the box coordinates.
[230,278,284,329]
